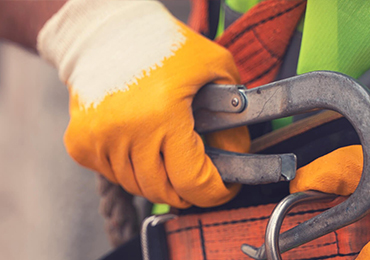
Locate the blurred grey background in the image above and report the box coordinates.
[0,1,190,260]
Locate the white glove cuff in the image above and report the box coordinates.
[37,0,170,83]
[37,0,186,108]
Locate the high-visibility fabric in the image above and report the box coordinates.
[165,199,370,259]
[215,0,262,38]
[216,0,306,89]
[215,1,226,39]
[37,0,251,209]
[297,0,370,78]
[226,0,260,14]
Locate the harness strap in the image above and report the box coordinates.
[216,0,306,89]
[165,200,370,259]
[188,0,211,35]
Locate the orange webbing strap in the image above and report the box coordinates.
[216,0,306,89]
[165,200,370,259]
[188,0,210,35]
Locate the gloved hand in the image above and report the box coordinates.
[37,0,250,208]
[290,145,362,195]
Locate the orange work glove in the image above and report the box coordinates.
[37,0,249,208]
[290,145,363,195]
[205,127,251,154]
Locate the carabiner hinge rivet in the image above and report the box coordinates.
[232,97,240,107]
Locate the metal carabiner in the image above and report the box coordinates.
[194,71,370,257]
[242,191,337,260]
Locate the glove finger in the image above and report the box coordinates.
[113,156,143,197]
[290,145,363,195]
[162,121,241,208]
[109,142,144,197]
[205,126,251,153]
[130,135,191,209]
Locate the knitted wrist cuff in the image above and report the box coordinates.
[37,0,166,83]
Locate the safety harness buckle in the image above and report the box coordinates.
[141,214,177,260]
